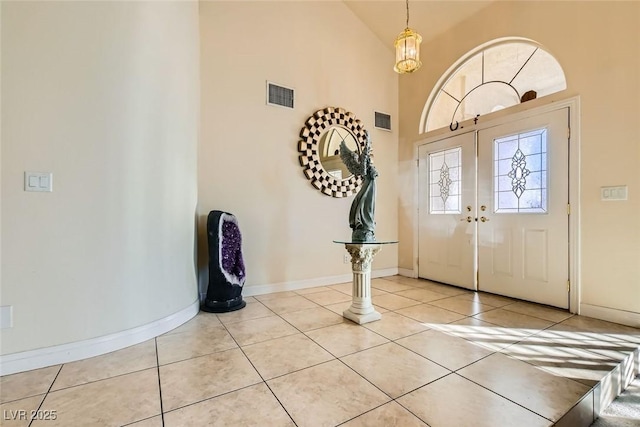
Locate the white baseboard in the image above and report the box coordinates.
[0,299,200,376]
[373,267,399,279]
[243,267,399,297]
[398,268,416,278]
[580,303,640,328]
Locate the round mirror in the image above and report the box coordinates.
[298,107,367,197]
[318,126,360,180]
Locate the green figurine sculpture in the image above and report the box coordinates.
[339,131,378,242]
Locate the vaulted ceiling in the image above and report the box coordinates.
[344,0,495,51]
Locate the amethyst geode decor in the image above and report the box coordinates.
[202,210,247,313]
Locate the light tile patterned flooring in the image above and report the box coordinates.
[1,276,639,427]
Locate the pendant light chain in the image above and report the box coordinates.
[406,0,409,28]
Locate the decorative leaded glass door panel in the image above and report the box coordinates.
[477,108,569,308]
[418,132,477,290]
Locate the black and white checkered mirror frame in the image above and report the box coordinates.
[298,107,366,198]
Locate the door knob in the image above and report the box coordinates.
[460,216,472,223]
[466,205,472,212]
[480,205,487,211]
[480,216,490,222]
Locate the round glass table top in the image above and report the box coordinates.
[333,240,398,245]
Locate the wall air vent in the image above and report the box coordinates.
[374,111,392,131]
[267,81,294,109]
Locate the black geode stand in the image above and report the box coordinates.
[201,210,247,313]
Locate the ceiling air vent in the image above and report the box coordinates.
[267,81,294,109]
[374,111,391,131]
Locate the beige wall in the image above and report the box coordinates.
[1,1,200,354]
[398,1,640,314]
[199,1,399,292]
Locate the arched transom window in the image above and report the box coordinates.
[422,38,566,133]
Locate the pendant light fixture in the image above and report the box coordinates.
[394,0,422,74]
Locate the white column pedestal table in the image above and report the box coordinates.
[334,240,398,325]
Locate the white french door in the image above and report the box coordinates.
[418,132,477,290]
[418,108,570,308]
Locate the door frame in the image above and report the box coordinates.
[412,96,581,313]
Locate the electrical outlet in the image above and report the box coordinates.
[343,254,350,264]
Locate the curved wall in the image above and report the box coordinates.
[1,1,199,357]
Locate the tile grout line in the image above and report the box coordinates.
[266,300,400,424]
[159,381,267,418]
[333,401,394,426]
[260,359,337,383]
[445,310,637,417]
[284,288,508,375]
[252,299,443,420]
[278,291,458,424]
[216,299,276,326]
[389,369,551,427]
[237,304,410,383]
[217,312,299,427]
[164,313,270,414]
[26,364,63,427]
[300,324,392,358]
[381,310,591,421]
[221,303,348,354]
[394,274,572,402]
[332,357,396,413]
[499,306,574,323]
[450,370,556,423]
[262,305,367,376]
[496,318,607,389]
[393,396,435,426]
[260,381,299,427]
[391,333,492,374]
[36,365,161,395]
[154,338,166,427]
[449,315,606,422]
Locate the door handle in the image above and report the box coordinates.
[480,216,490,222]
[480,205,487,211]
[460,216,472,223]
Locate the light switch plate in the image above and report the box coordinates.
[601,185,627,201]
[24,172,53,192]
